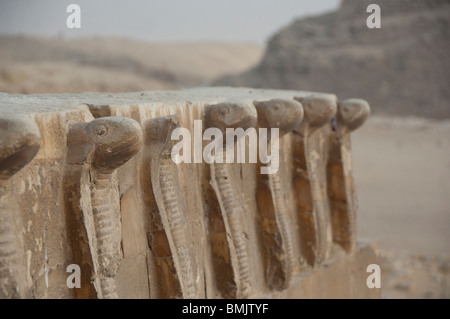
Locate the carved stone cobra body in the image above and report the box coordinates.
[68,116,143,299]
[204,102,257,298]
[327,99,370,253]
[253,99,304,290]
[0,116,41,298]
[292,94,337,266]
[144,115,198,299]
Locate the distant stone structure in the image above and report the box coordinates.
[216,0,450,119]
[0,88,378,298]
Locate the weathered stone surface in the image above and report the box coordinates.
[292,94,337,267]
[0,87,374,298]
[204,102,256,298]
[0,117,41,298]
[254,99,303,291]
[328,99,371,253]
[144,114,199,299]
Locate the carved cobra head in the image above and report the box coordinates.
[144,114,180,156]
[0,116,41,183]
[338,99,371,132]
[254,99,304,135]
[86,116,143,171]
[294,94,337,132]
[204,102,257,132]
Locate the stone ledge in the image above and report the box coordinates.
[0,87,373,299]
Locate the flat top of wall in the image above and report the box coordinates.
[0,87,335,116]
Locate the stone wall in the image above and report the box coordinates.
[0,87,379,299]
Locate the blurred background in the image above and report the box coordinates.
[1,0,449,298]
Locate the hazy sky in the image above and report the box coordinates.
[0,0,340,43]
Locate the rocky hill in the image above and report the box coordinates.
[215,0,450,118]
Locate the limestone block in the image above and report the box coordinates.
[0,87,374,299]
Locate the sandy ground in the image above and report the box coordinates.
[0,36,264,93]
[352,116,450,298]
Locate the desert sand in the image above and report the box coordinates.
[353,116,450,298]
[0,35,264,93]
